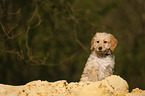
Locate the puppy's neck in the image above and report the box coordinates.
[95,50,113,58]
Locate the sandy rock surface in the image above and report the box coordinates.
[0,75,144,96]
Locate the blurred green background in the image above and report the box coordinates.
[0,0,145,90]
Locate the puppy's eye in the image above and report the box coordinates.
[104,41,107,43]
[96,41,99,43]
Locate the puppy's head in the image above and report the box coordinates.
[90,32,117,54]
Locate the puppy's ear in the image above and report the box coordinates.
[110,35,118,51]
[90,37,95,50]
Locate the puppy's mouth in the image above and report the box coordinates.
[96,50,109,54]
[95,47,109,55]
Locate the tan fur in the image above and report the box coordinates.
[109,35,118,51]
[90,37,95,50]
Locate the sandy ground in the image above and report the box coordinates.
[0,75,145,96]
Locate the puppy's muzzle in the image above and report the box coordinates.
[96,46,109,54]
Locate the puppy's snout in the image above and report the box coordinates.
[98,47,102,51]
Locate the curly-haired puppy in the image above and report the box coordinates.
[80,32,118,82]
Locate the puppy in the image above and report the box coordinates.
[80,32,118,82]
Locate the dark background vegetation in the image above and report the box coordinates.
[0,0,145,90]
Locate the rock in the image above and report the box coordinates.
[0,84,23,96]
[104,75,129,92]
[79,75,128,96]
[0,75,144,96]
[126,88,145,96]
[17,80,69,96]
[78,83,106,96]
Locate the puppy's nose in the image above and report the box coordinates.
[98,47,102,51]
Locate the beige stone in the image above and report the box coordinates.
[0,75,144,96]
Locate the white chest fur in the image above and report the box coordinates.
[81,51,115,81]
